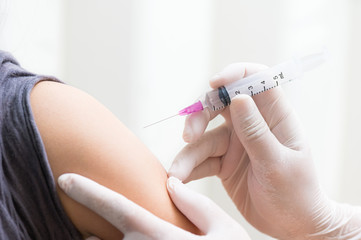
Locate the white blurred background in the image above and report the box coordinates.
[1,0,360,239]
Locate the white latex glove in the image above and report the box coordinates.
[168,62,361,239]
[58,173,251,240]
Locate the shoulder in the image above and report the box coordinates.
[30,80,131,155]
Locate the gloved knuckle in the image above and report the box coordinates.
[241,114,268,141]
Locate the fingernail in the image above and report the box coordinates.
[167,177,182,194]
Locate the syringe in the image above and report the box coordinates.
[144,51,327,128]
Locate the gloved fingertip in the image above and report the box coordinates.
[182,124,193,143]
[58,173,74,193]
[182,114,194,143]
[183,111,209,143]
[230,94,254,114]
[167,167,176,178]
[86,236,102,240]
[167,163,187,181]
[166,176,182,195]
[209,73,221,83]
[231,94,253,103]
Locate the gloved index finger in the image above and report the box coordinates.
[183,107,222,143]
[167,177,229,232]
[170,124,230,181]
[184,63,268,143]
[58,174,191,239]
[167,177,250,239]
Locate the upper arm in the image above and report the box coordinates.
[30,81,198,239]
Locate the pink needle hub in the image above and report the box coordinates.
[178,101,204,116]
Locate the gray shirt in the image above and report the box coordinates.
[0,51,83,239]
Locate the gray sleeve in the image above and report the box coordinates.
[0,50,83,240]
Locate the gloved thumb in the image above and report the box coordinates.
[230,94,280,162]
[167,177,240,235]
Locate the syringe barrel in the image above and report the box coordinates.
[202,51,326,112]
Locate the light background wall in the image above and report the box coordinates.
[1,1,360,239]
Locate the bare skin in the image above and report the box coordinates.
[30,81,199,239]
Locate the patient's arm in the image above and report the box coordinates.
[30,81,199,239]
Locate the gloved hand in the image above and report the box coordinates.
[168,62,361,239]
[58,173,251,240]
